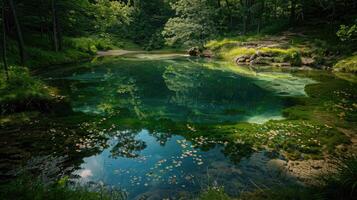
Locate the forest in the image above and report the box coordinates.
[0,0,356,200]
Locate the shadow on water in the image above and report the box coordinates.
[1,56,316,199]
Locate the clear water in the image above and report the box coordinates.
[37,55,314,199]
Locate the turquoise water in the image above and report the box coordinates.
[37,55,314,199]
[43,56,299,124]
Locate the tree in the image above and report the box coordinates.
[51,0,59,52]
[92,0,133,35]
[2,1,9,80]
[162,0,217,47]
[8,0,26,64]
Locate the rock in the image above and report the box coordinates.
[188,47,202,56]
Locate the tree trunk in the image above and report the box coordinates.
[241,0,248,34]
[225,0,233,30]
[257,0,265,33]
[273,0,277,19]
[52,0,59,52]
[8,0,26,65]
[2,3,9,80]
[290,0,296,25]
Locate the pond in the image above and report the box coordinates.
[3,54,317,199]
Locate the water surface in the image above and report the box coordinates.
[37,55,315,199]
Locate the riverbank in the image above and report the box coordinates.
[0,35,141,116]
[205,29,357,74]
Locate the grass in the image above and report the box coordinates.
[334,54,357,73]
[0,175,127,200]
[0,66,64,114]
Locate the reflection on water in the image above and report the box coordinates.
[14,55,313,199]
[74,130,295,199]
[42,57,306,124]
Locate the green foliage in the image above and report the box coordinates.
[0,175,127,200]
[334,54,357,73]
[260,20,290,34]
[0,66,62,114]
[144,30,166,50]
[337,20,357,42]
[64,37,114,53]
[162,0,217,47]
[92,0,134,34]
[0,66,54,104]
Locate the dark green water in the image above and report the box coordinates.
[9,55,316,199]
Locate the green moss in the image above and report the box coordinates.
[220,47,256,60]
[206,37,302,66]
[334,54,357,73]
